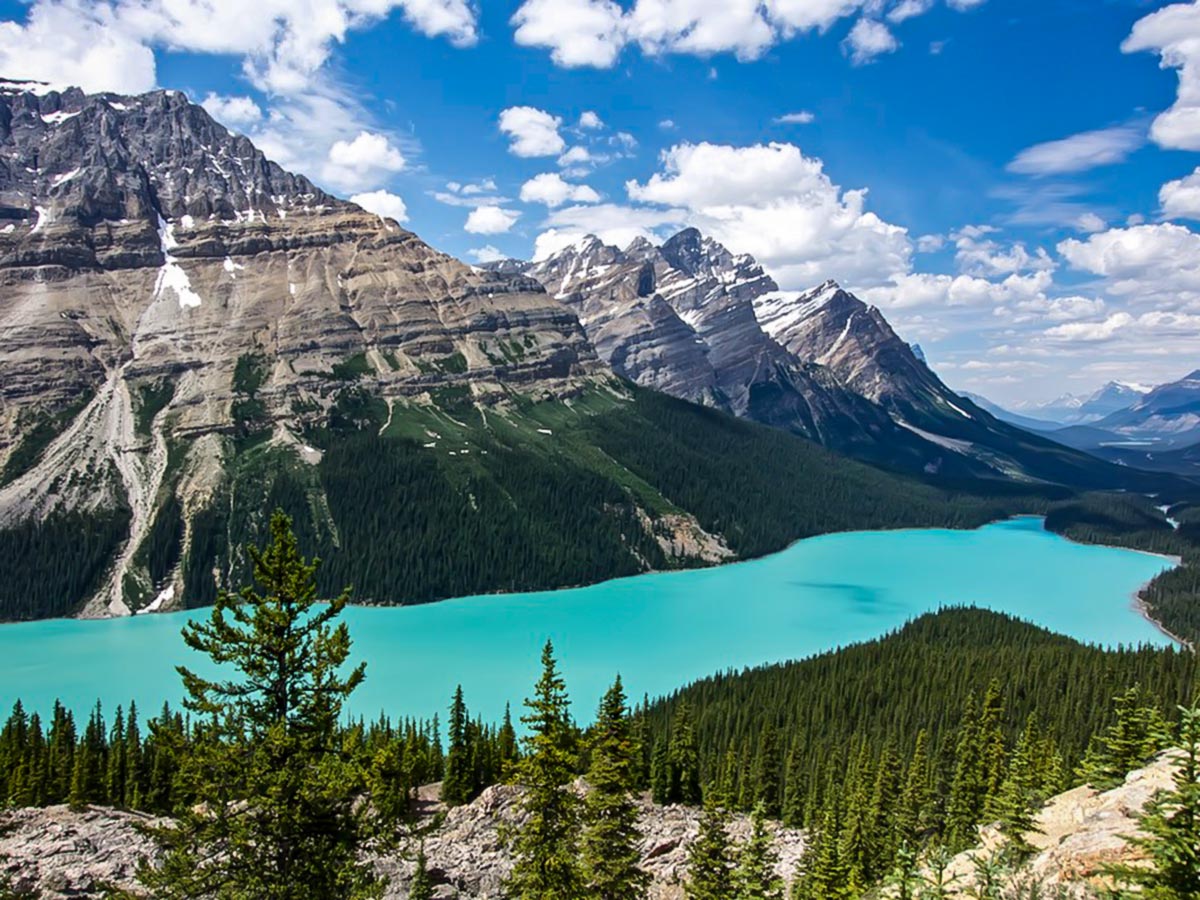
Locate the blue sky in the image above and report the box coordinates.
[0,0,1198,405]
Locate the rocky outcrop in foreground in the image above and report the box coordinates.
[0,784,805,899]
[381,783,805,899]
[939,753,1176,897]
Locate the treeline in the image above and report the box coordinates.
[1,546,1196,898]
[0,699,478,819]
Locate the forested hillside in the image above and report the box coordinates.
[0,384,1061,621]
[637,607,1196,895]
[640,607,1194,830]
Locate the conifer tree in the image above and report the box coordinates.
[409,843,434,900]
[499,703,518,778]
[685,789,734,900]
[669,701,702,806]
[650,737,670,805]
[124,703,143,809]
[989,714,1045,853]
[733,803,784,900]
[753,722,782,819]
[505,640,586,900]
[1078,684,1169,791]
[105,707,127,807]
[946,692,983,852]
[868,740,902,874]
[884,842,920,900]
[977,681,1008,806]
[582,676,649,900]
[782,743,806,828]
[794,785,850,900]
[442,685,471,805]
[1109,703,1200,898]
[139,510,381,900]
[897,730,931,849]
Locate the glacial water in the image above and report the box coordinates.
[0,517,1177,726]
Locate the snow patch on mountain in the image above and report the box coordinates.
[153,216,202,309]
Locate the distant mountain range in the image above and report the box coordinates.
[970,372,1200,475]
[0,80,1190,622]
[984,382,1153,427]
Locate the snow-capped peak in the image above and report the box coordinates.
[751,280,845,342]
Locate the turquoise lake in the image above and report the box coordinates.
[0,517,1177,727]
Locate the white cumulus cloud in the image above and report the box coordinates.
[466,206,521,234]
[520,173,602,207]
[509,0,978,69]
[499,106,566,158]
[323,131,406,193]
[1123,2,1200,151]
[201,93,264,129]
[1160,167,1200,220]
[625,141,911,288]
[0,0,156,94]
[1058,222,1200,304]
[468,245,508,263]
[843,19,898,65]
[350,189,409,223]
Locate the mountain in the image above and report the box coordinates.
[510,234,1177,490]
[514,229,947,474]
[1092,369,1200,448]
[961,392,1060,432]
[0,82,1050,623]
[1006,381,1153,427]
[1004,373,1200,464]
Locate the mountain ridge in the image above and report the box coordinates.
[502,231,1183,491]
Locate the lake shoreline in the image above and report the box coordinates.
[0,515,1178,728]
[1133,593,1191,649]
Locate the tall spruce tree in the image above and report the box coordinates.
[442,685,471,805]
[582,676,649,900]
[989,714,1045,853]
[753,722,782,819]
[139,510,381,900]
[945,692,983,852]
[733,803,785,900]
[794,784,850,900]
[685,788,734,900]
[668,701,702,806]
[505,640,586,900]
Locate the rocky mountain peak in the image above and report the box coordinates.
[623,235,659,261]
[0,81,341,244]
